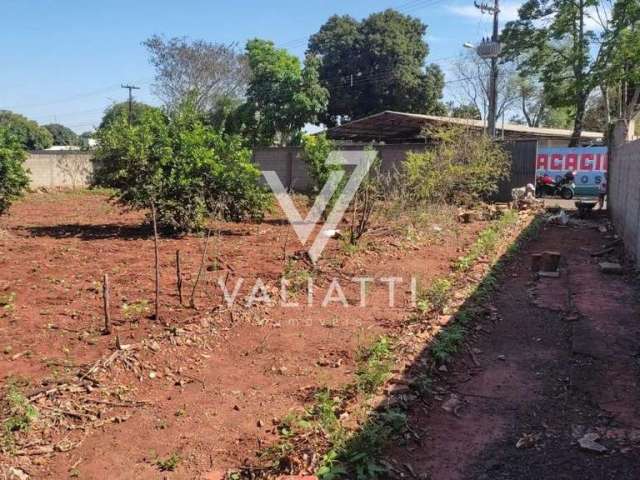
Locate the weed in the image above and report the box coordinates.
[2,383,39,451]
[410,374,433,397]
[417,277,452,314]
[0,292,16,311]
[121,299,150,321]
[355,337,393,395]
[431,323,466,364]
[156,452,181,472]
[283,259,314,293]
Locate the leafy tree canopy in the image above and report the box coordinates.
[99,101,161,130]
[242,39,328,146]
[308,9,445,126]
[43,123,79,146]
[0,127,29,215]
[143,35,248,113]
[502,0,608,145]
[0,111,53,150]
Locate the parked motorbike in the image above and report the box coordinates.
[535,173,575,200]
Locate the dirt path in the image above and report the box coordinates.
[390,215,640,479]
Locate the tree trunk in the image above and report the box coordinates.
[570,94,588,147]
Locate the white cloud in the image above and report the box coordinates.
[448,2,523,23]
[449,2,607,31]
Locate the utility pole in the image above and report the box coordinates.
[121,84,140,125]
[474,0,500,139]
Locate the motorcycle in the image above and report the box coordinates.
[535,173,575,200]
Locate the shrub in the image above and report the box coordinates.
[94,101,271,232]
[404,125,511,205]
[300,134,340,195]
[0,128,29,215]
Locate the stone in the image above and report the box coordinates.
[578,433,607,453]
[599,262,623,275]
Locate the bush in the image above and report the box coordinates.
[94,101,270,232]
[404,125,511,205]
[0,128,29,215]
[300,134,342,195]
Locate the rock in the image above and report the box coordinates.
[148,341,161,352]
[438,365,448,373]
[538,271,561,278]
[442,394,461,414]
[599,262,623,275]
[516,433,539,449]
[148,371,157,379]
[257,419,264,428]
[497,355,506,361]
[578,433,607,453]
[8,467,29,480]
[233,405,240,411]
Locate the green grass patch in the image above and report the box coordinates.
[355,337,394,395]
[156,452,181,472]
[417,277,453,314]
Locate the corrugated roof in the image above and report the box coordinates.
[326,111,604,142]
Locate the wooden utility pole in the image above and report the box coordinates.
[474,0,500,138]
[121,84,140,125]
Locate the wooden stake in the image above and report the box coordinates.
[102,274,111,335]
[190,229,212,309]
[151,202,160,323]
[176,249,183,305]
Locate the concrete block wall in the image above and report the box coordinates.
[610,139,640,262]
[25,151,99,189]
[253,144,429,192]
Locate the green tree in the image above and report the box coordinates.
[95,101,270,232]
[43,123,80,146]
[99,101,160,129]
[449,104,482,120]
[308,9,445,126]
[0,128,29,215]
[0,111,53,150]
[502,0,609,146]
[242,39,328,146]
[600,0,640,138]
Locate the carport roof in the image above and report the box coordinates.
[326,111,604,143]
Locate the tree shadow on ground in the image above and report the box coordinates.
[19,224,253,240]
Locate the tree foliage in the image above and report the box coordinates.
[94,102,270,232]
[43,123,79,146]
[308,9,445,126]
[143,35,248,112]
[243,39,328,146]
[99,101,160,130]
[0,111,53,150]
[502,0,610,145]
[0,128,29,215]
[600,0,640,135]
[404,126,511,205]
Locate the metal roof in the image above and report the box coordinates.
[326,111,604,143]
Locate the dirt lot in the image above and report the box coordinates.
[387,214,640,479]
[0,191,490,479]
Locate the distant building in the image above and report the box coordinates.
[45,145,82,151]
[326,111,604,148]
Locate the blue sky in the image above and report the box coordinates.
[0,0,525,133]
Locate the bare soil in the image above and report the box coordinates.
[0,191,484,479]
[387,214,640,479]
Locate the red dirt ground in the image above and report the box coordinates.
[387,214,640,479]
[0,191,485,479]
